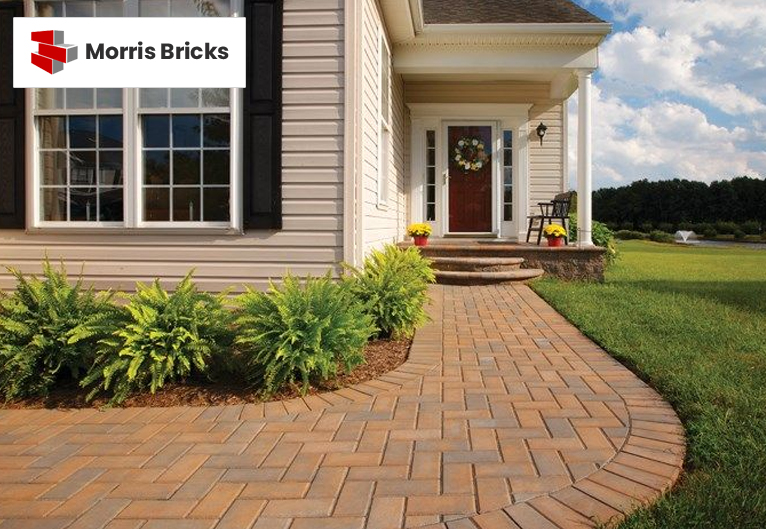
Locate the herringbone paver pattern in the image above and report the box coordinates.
[0,285,684,529]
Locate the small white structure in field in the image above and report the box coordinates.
[675,230,697,243]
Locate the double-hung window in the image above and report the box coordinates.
[377,32,391,208]
[33,0,238,228]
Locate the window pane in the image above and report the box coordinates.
[96,0,122,16]
[36,1,63,16]
[173,150,201,185]
[201,88,229,107]
[70,151,96,185]
[504,205,513,222]
[39,117,66,149]
[42,188,67,221]
[36,88,64,110]
[40,151,68,185]
[427,185,435,203]
[70,187,98,221]
[503,130,512,149]
[97,88,122,109]
[144,151,170,185]
[69,116,96,148]
[427,149,435,166]
[143,115,170,147]
[426,166,435,185]
[144,188,170,221]
[504,167,512,186]
[168,0,229,17]
[65,1,94,16]
[140,88,168,108]
[426,204,435,222]
[504,188,513,203]
[99,151,123,186]
[171,88,199,108]
[99,188,124,221]
[203,115,229,147]
[203,151,229,185]
[139,0,168,16]
[504,150,512,166]
[203,188,229,221]
[173,187,201,221]
[99,116,123,148]
[172,115,200,148]
[66,88,94,109]
[426,130,435,148]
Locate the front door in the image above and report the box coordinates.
[447,125,493,233]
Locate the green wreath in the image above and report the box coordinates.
[453,136,490,172]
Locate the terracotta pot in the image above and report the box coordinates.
[413,235,429,247]
[547,236,564,247]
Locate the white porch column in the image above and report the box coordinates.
[576,69,594,247]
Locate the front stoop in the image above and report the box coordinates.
[428,256,544,285]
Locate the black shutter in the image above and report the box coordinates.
[243,0,283,230]
[0,1,26,229]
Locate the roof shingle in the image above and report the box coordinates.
[422,0,606,25]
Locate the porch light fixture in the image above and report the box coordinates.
[536,122,548,145]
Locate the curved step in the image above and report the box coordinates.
[435,268,544,285]
[430,257,524,272]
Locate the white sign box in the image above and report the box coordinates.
[14,18,246,88]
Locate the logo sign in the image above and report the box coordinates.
[14,18,246,88]
[31,30,78,74]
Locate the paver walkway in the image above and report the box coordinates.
[0,285,685,529]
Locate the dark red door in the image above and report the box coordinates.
[448,125,493,232]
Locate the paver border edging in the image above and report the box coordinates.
[418,286,686,529]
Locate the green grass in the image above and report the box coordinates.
[532,240,766,529]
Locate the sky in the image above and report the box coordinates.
[568,0,766,190]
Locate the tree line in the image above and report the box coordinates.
[593,177,766,231]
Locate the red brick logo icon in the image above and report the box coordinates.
[31,30,78,74]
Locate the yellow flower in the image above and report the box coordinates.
[407,223,433,237]
[543,224,567,238]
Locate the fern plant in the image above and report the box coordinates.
[235,274,375,396]
[343,244,435,339]
[0,261,121,401]
[82,273,233,405]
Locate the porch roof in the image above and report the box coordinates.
[422,0,606,25]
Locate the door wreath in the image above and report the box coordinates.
[453,136,490,173]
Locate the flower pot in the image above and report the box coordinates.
[413,235,429,247]
[547,236,564,247]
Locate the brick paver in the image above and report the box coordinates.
[0,285,684,528]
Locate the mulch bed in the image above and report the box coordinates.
[1,339,411,410]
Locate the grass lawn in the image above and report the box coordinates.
[532,240,766,529]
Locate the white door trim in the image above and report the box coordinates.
[408,103,532,238]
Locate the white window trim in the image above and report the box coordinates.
[25,0,244,232]
[376,31,391,210]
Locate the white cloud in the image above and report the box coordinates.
[568,86,766,187]
[573,0,766,186]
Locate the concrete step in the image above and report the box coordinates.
[434,268,545,285]
[429,257,524,273]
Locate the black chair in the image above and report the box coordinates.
[526,191,574,245]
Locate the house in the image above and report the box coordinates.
[0,0,610,291]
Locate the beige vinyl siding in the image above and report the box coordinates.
[529,102,565,207]
[0,0,345,293]
[405,80,566,221]
[360,0,407,255]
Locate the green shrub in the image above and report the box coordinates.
[82,274,233,405]
[568,215,618,266]
[235,274,375,396]
[0,262,121,401]
[678,221,694,231]
[734,229,746,240]
[715,221,739,235]
[639,222,654,233]
[740,221,761,235]
[619,221,635,231]
[694,223,713,235]
[343,245,435,339]
[650,230,675,243]
[615,230,648,240]
[658,222,675,234]
[703,228,718,238]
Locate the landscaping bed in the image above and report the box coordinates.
[0,338,410,409]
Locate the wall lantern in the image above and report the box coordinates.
[536,122,548,145]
